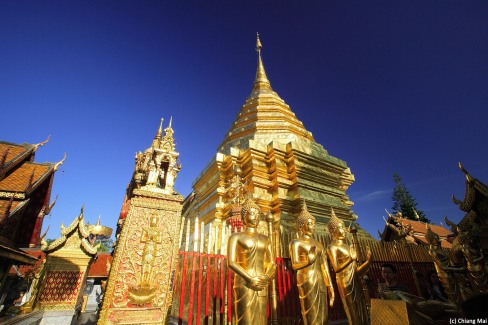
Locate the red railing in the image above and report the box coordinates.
[171,251,436,324]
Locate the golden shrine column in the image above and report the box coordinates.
[98,118,184,325]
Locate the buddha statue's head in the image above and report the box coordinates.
[327,208,345,240]
[241,197,260,228]
[149,215,159,227]
[297,201,315,236]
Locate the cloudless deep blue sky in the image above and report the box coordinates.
[2,1,488,239]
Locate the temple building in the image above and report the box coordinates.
[379,213,453,248]
[0,138,63,299]
[182,35,371,254]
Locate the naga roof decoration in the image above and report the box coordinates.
[451,162,488,252]
[452,162,488,213]
[42,207,98,255]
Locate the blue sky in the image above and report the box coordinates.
[2,1,488,239]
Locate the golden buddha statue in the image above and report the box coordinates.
[289,202,334,324]
[128,215,163,305]
[326,209,371,325]
[140,215,163,286]
[227,197,276,325]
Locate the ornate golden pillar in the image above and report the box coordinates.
[98,118,184,324]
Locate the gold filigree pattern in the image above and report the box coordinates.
[99,194,183,325]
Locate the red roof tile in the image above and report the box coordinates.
[0,143,32,167]
[88,253,112,278]
[0,162,52,193]
[0,200,23,217]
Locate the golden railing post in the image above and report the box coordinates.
[266,211,279,325]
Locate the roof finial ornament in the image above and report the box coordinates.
[54,153,66,171]
[34,135,51,152]
[169,116,173,128]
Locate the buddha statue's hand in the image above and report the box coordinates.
[249,275,269,290]
[328,286,335,307]
[350,246,357,261]
[308,246,317,264]
[366,246,372,260]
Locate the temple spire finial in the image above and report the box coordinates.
[253,33,271,91]
[156,118,164,139]
[256,32,262,53]
[152,118,164,147]
[169,116,173,128]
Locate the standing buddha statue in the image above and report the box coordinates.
[227,197,276,325]
[289,201,335,324]
[326,209,371,325]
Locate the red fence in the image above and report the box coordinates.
[171,252,304,325]
[172,221,440,324]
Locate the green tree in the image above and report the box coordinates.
[391,172,430,223]
[97,238,114,253]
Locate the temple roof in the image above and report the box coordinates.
[0,138,62,256]
[9,251,113,278]
[218,34,315,153]
[0,162,53,194]
[380,216,453,249]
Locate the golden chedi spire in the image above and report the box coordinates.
[186,34,368,241]
[219,33,314,153]
[253,33,271,91]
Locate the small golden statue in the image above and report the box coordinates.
[128,215,163,305]
[140,216,163,285]
[326,209,371,325]
[227,197,276,325]
[289,202,334,324]
[425,224,471,309]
